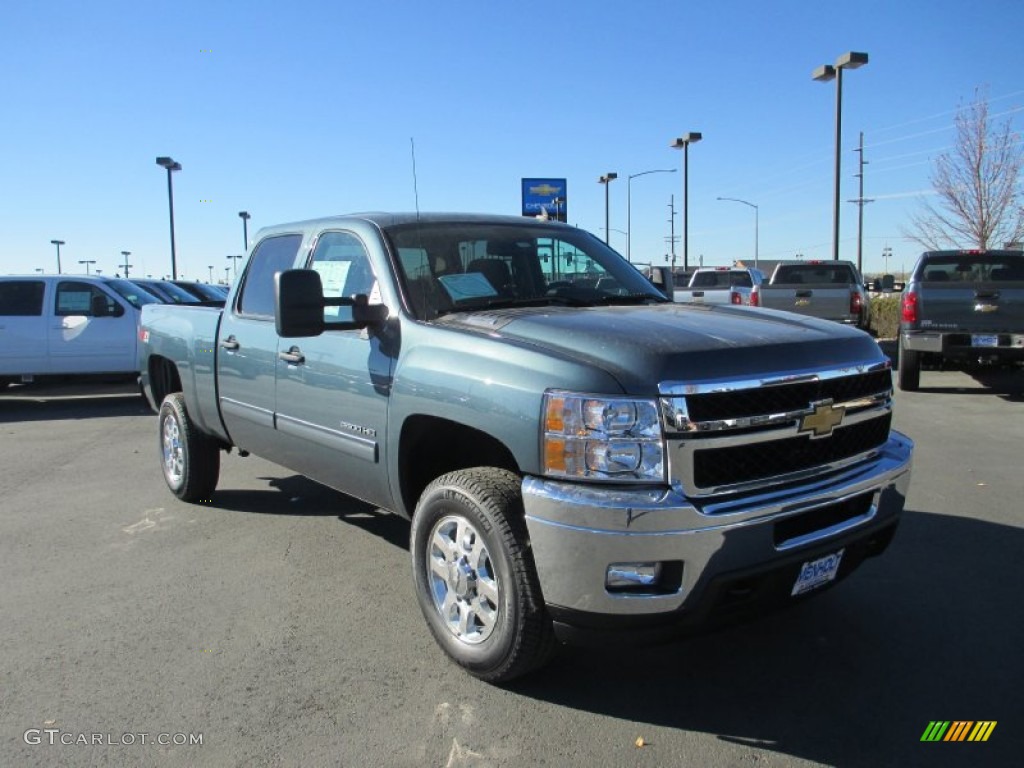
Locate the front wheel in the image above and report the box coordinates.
[158,393,221,502]
[410,467,556,683]
[897,335,920,391]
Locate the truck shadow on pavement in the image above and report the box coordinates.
[879,338,1024,399]
[510,509,1022,767]
[208,474,410,550]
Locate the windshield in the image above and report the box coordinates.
[104,278,162,308]
[383,221,667,320]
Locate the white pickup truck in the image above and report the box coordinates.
[0,275,159,388]
[673,267,765,305]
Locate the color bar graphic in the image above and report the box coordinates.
[921,721,996,742]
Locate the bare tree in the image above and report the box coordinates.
[904,89,1024,251]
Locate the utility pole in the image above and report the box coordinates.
[667,195,678,270]
[120,251,132,277]
[848,131,873,274]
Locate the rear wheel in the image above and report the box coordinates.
[158,392,220,501]
[410,467,556,683]
[897,336,920,391]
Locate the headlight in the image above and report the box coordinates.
[542,391,665,482]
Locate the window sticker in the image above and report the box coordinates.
[438,273,498,301]
[58,291,92,313]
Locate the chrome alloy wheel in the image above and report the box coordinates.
[427,515,500,644]
[162,411,184,487]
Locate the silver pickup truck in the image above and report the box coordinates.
[756,260,871,329]
[898,249,1024,390]
[139,213,913,682]
[673,267,765,306]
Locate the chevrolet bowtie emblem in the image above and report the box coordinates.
[799,400,845,438]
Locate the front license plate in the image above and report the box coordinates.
[791,549,845,596]
[971,334,998,347]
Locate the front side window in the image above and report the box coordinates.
[55,282,118,316]
[308,231,378,320]
[0,281,45,316]
[237,234,303,317]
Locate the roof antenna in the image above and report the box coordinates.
[410,137,420,219]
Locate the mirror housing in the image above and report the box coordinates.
[275,269,388,338]
[91,295,111,317]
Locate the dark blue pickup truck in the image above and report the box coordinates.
[139,213,913,682]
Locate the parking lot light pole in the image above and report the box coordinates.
[627,169,676,263]
[598,173,618,245]
[716,197,759,270]
[78,259,96,275]
[120,251,132,278]
[156,156,182,279]
[238,211,251,252]
[670,133,702,270]
[50,239,65,274]
[227,253,242,276]
[812,51,869,261]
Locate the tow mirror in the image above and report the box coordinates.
[275,269,389,338]
[91,295,111,317]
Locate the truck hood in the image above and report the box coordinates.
[436,303,884,394]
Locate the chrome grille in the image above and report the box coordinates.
[661,362,893,499]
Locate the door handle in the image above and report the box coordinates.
[278,346,305,365]
[220,335,240,351]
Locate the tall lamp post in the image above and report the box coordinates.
[812,51,869,261]
[670,132,702,270]
[120,251,132,278]
[627,168,676,262]
[78,259,96,275]
[227,253,242,276]
[50,239,65,274]
[238,211,251,252]
[597,173,618,244]
[716,197,759,270]
[156,156,182,279]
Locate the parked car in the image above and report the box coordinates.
[139,212,912,682]
[173,280,229,303]
[674,266,765,305]
[755,260,871,329]
[898,249,1024,390]
[131,279,203,305]
[0,274,160,386]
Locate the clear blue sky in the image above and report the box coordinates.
[2,0,1023,280]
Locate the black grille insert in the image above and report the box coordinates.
[693,413,892,489]
[773,492,874,547]
[683,369,891,423]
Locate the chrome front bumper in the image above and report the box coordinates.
[522,431,913,619]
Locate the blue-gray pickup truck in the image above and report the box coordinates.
[898,249,1024,390]
[139,213,913,682]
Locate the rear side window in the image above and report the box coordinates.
[55,281,118,316]
[237,234,303,317]
[0,281,45,316]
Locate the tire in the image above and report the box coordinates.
[158,392,221,502]
[897,335,920,391]
[410,467,556,683]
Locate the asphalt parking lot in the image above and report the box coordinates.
[1,369,1022,768]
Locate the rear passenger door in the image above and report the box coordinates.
[49,281,136,374]
[217,233,304,457]
[0,280,48,376]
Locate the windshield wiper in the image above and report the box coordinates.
[436,296,583,316]
[584,293,669,306]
